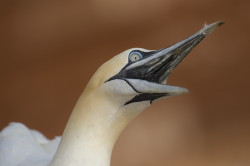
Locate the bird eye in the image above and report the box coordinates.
[129,52,142,62]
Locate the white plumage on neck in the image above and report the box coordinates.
[50,93,148,166]
[50,55,150,166]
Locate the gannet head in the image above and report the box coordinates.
[85,22,223,112]
[50,22,223,166]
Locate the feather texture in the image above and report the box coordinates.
[0,123,60,166]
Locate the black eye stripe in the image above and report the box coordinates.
[106,49,157,82]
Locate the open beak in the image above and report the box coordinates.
[111,22,223,104]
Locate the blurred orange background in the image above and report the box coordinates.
[1,0,250,166]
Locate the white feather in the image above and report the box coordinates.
[0,122,60,166]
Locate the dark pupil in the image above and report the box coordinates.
[133,54,139,60]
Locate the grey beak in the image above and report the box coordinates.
[108,21,223,104]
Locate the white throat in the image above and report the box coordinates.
[50,80,149,166]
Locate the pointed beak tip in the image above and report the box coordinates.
[171,87,189,96]
[182,88,189,94]
[201,21,224,35]
[178,87,189,95]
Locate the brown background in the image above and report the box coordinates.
[1,0,250,166]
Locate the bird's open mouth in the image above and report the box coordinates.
[109,21,223,103]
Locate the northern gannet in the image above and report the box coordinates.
[0,22,223,166]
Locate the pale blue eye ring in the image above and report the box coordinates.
[129,51,143,62]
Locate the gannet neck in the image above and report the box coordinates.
[50,83,147,166]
